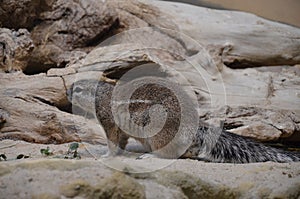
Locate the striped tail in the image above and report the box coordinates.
[195,126,300,163]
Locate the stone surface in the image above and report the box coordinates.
[201,106,300,141]
[0,72,106,144]
[149,0,300,68]
[0,140,299,199]
[0,0,52,29]
[0,28,34,72]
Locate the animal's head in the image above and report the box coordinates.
[67,79,101,114]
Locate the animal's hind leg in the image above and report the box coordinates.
[118,130,129,151]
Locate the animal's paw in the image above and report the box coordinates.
[101,148,124,158]
[136,153,157,160]
[101,151,117,158]
[101,152,111,158]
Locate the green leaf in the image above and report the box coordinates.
[40,146,53,156]
[69,142,79,151]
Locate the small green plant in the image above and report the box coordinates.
[40,143,81,159]
[64,142,81,159]
[69,142,79,151]
[0,154,7,161]
[40,146,54,156]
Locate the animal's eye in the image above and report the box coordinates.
[74,87,83,93]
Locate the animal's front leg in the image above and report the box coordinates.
[103,126,129,157]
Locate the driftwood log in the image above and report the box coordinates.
[0,0,300,144]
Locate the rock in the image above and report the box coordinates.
[201,106,300,141]
[0,72,106,144]
[155,171,238,199]
[27,0,119,74]
[149,0,300,67]
[0,142,299,199]
[60,172,146,199]
[0,28,34,72]
[0,0,52,29]
[47,67,76,76]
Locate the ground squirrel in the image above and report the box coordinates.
[67,79,300,163]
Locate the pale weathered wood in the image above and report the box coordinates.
[0,72,106,144]
[149,0,300,68]
[0,0,300,143]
